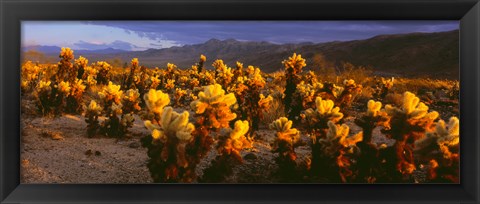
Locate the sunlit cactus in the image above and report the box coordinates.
[95,61,112,85]
[294,81,324,109]
[381,91,439,181]
[235,61,244,77]
[305,97,344,129]
[84,100,102,137]
[74,56,88,80]
[174,88,187,107]
[56,81,71,96]
[231,76,249,96]
[98,81,123,105]
[188,78,200,89]
[21,61,41,93]
[283,53,307,122]
[355,100,390,143]
[122,88,141,114]
[202,120,251,182]
[212,60,234,89]
[190,84,237,129]
[353,100,390,182]
[82,65,98,87]
[192,54,207,75]
[144,89,170,121]
[385,91,439,123]
[122,58,140,90]
[143,106,196,182]
[187,84,238,182]
[258,94,273,110]
[199,70,216,86]
[282,53,306,74]
[65,79,86,113]
[56,47,75,82]
[315,121,363,182]
[414,117,459,183]
[246,66,266,88]
[270,117,302,179]
[335,79,363,110]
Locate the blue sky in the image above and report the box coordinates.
[22,21,459,51]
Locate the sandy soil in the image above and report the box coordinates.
[20,105,396,184]
[20,113,153,183]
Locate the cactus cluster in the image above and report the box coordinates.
[20,49,460,183]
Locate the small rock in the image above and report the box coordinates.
[42,130,64,140]
[101,170,107,173]
[244,153,258,160]
[85,150,93,156]
[129,142,140,149]
[95,151,101,156]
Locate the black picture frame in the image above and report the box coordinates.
[1,0,479,203]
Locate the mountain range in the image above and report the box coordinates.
[23,29,459,79]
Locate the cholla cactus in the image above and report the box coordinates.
[355,100,390,143]
[304,97,348,180]
[82,66,98,87]
[143,107,195,182]
[21,61,41,93]
[246,66,266,88]
[233,66,269,137]
[144,89,170,121]
[165,79,175,91]
[37,81,51,92]
[235,61,243,78]
[190,84,237,129]
[316,121,363,182]
[294,81,324,109]
[354,100,390,182]
[271,117,300,146]
[270,117,302,179]
[381,91,439,181]
[213,60,234,89]
[199,71,216,86]
[95,61,111,85]
[283,53,307,122]
[196,54,206,74]
[189,78,200,89]
[258,94,273,110]
[202,120,251,182]
[56,81,71,96]
[84,100,102,137]
[305,97,344,130]
[35,80,54,115]
[282,53,306,74]
[336,79,363,110]
[174,88,187,107]
[56,47,75,82]
[98,81,123,105]
[74,56,88,80]
[122,58,140,90]
[414,117,459,183]
[187,84,238,181]
[65,79,86,113]
[122,89,141,114]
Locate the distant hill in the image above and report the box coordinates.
[24,46,128,55]
[23,30,459,79]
